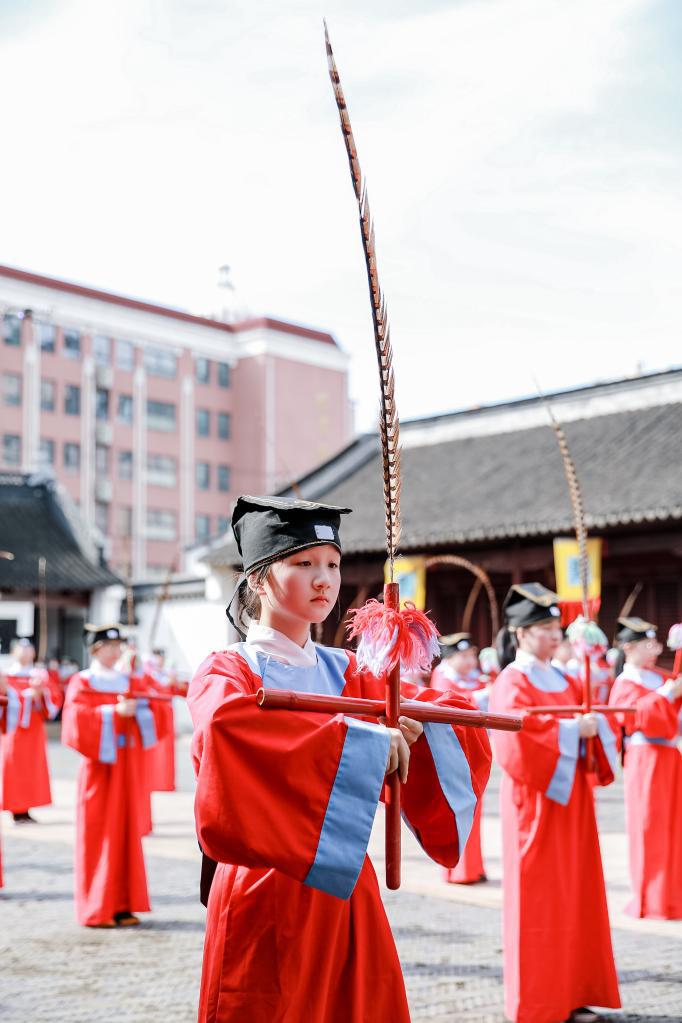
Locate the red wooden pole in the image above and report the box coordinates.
[384,581,402,890]
[674,649,682,677]
[257,688,523,730]
[583,650,596,773]
[526,704,635,716]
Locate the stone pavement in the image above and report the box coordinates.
[1,736,681,1023]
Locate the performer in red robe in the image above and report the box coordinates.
[144,650,187,793]
[489,583,620,1023]
[189,496,492,1023]
[609,616,682,919]
[62,624,168,927]
[1,638,62,822]
[0,676,23,887]
[431,632,488,884]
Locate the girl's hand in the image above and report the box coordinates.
[577,712,598,738]
[398,716,423,746]
[115,696,137,718]
[385,727,410,783]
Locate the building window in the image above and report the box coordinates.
[40,379,56,412]
[196,461,210,490]
[146,399,176,432]
[36,321,56,352]
[197,408,210,437]
[143,346,176,378]
[64,442,81,471]
[39,438,55,467]
[3,434,21,465]
[64,384,81,415]
[196,357,210,384]
[216,515,230,535]
[146,508,176,541]
[96,388,110,421]
[2,373,21,406]
[217,362,230,388]
[95,445,109,475]
[93,335,110,365]
[63,329,81,358]
[118,450,133,480]
[95,501,109,534]
[217,412,231,440]
[116,339,135,371]
[195,514,210,542]
[2,313,21,346]
[117,393,133,424]
[217,464,231,492]
[147,453,177,488]
[116,506,133,538]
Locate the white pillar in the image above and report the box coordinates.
[132,365,147,578]
[81,354,95,526]
[180,374,195,555]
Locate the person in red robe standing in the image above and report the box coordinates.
[189,496,492,1023]
[61,624,168,928]
[489,583,620,1023]
[1,638,62,823]
[0,674,23,887]
[609,616,682,919]
[144,649,187,794]
[431,632,488,884]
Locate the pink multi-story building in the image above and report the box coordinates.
[0,264,353,581]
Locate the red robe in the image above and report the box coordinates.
[430,666,488,884]
[0,686,24,887]
[61,668,168,925]
[1,667,63,813]
[189,642,492,1023]
[489,656,620,1023]
[145,674,186,793]
[609,664,682,919]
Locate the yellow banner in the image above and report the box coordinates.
[385,556,427,610]
[553,538,602,602]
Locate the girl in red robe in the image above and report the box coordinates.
[1,638,62,822]
[189,495,492,1023]
[0,677,23,886]
[62,624,168,927]
[488,583,620,1023]
[431,632,488,884]
[609,616,682,919]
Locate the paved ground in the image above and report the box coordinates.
[1,735,681,1023]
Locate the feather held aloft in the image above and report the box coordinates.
[346,599,440,676]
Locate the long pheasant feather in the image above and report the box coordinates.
[537,392,590,616]
[324,22,401,577]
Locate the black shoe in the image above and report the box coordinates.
[12,812,36,823]
[114,911,140,927]
[568,1009,599,1023]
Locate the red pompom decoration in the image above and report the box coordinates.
[346,599,440,676]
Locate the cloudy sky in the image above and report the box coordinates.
[1,0,680,429]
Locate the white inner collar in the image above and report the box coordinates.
[245,622,318,668]
[620,663,662,690]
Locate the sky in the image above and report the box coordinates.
[1,0,680,430]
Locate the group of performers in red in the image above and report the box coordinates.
[1,495,681,1023]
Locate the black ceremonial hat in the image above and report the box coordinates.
[440,632,475,655]
[502,583,561,629]
[616,617,657,643]
[231,495,352,576]
[83,623,124,646]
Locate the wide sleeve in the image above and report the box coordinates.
[0,684,22,734]
[390,680,491,868]
[62,676,122,764]
[488,667,582,806]
[40,670,64,721]
[609,675,681,739]
[189,652,390,901]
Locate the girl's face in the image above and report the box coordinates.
[255,544,341,632]
[448,648,478,676]
[517,621,562,662]
[96,641,122,669]
[624,637,661,670]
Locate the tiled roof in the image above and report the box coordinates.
[0,473,121,591]
[205,400,682,566]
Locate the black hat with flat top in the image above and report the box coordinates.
[502,583,562,629]
[231,495,352,576]
[83,623,124,646]
[616,617,657,644]
[439,632,476,655]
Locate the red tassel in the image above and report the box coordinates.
[346,599,440,676]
